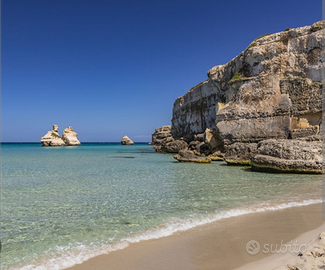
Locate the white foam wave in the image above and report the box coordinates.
[8,198,322,270]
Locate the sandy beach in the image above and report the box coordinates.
[66,202,324,270]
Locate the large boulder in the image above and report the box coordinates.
[224,143,258,165]
[121,136,134,145]
[203,128,223,153]
[160,139,188,153]
[152,126,173,152]
[40,125,66,146]
[174,150,211,163]
[62,126,81,146]
[251,139,322,174]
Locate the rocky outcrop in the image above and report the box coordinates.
[40,125,66,146]
[171,21,323,147]
[154,21,323,172]
[160,140,188,153]
[174,150,211,163]
[224,143,258,165]
[203,128,224,153]
[152,126,173,152]
[251,139,322,173]
[121,136,134,145]
[151,126,188,153]
[62,127,81,146]
[41,125,81,146]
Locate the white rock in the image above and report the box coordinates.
[40,125,66,146]
[62,126,81,146]
[121,135,134,145]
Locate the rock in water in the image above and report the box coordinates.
[62,126,81,146]
[40,125,66,146]
[121,135,134,145]
[160,139,188,153]
[174,150,211,163]
[251,139,322,174]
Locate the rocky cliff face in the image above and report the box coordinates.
[154,21,323,173]
[171,21,323,145]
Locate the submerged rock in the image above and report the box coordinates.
[174,150,211,163]
[40,125,66,146]
[251,139,322,174]
[121,135,134,145]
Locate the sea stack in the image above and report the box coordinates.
[121,135,134,145]
[40,125,66,146]
[62,126,81,146]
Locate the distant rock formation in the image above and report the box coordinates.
[121,135,134,145]
[40,125,81,146]
[40,125,66,146]
[62,126,81,146]
[153,21,324,172]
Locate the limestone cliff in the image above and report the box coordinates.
[171,21,323,145]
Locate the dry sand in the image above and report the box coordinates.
[66,203,324,270]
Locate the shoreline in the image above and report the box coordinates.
[66,202,324,270]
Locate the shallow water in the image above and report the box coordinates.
[0,143,322,269]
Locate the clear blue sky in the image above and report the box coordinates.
[1,0,322,142]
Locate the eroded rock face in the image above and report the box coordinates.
[160,139,188,153]
[251,139,322,173]
[174,150,211,163]
[154,21,323,173]
[171,21,324,146]
[203,128,223,153]
[224,143,258,165]
[121,136,134,145]
[62,127,81,146]
[152,126,173,152]
[171,80,217,140]
[40,125,66,146]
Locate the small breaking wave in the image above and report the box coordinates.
[8,198,321,270]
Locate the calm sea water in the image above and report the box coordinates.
[0,143,322,269]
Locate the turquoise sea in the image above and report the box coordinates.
[0,143,322,270]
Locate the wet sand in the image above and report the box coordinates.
[67,203,324,270]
